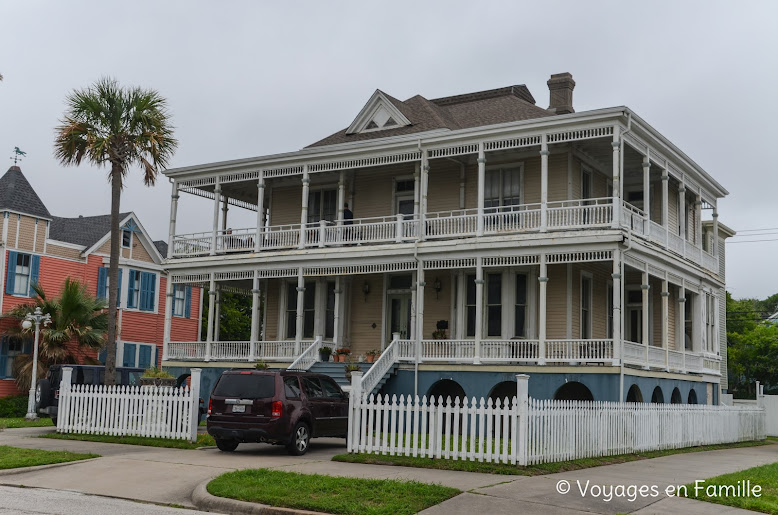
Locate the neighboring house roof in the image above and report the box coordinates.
[153,240,168,257]
[49,212,132,248]
[307,85,552,148]
[0,166,52,219]
[766,311,778,325]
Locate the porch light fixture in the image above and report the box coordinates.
[362,281,370,302]
[434,277,442,299]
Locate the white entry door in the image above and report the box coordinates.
[388,294,412,341]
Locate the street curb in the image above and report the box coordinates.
[0,457,101,477]
[192,479,325,515]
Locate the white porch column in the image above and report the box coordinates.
[641,271,650,368]
[333,276,342,346]
[299,166,310,249]
[474,257,484,364]
[210,177,221,256]
[337,171,346,227]
[661,171,669,242]
[642,155,651,234]
[611,126,621,228]
[250,271,260,361]
[661,280,669,371]
[679,283,686,371]
[538,255,547,364]
[416,266,425,363]
[611,249,622,365]
[678,184,686,242]
[162,277,173,361]
[419,151,429,241]
[410,271,417,340]
[413,163,420,217]
[540,135,549,232]
[295,267,305,355]
[167,180,179,259]
[476,143,486,236]
[213,285,222,342]
[695,195,702,246]
[205,273,216,361]
[255,173,265,252]
[712,208,719,256]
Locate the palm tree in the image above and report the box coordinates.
[54,78,177,385]
[3,279,109,391]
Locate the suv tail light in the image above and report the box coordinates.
[208,398,213,417]
[271,400,283,418]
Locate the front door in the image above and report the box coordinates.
[388,294,412,341]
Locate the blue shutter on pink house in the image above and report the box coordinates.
[123,343,136,367]
[97,267,108,299]
[139,272,156,311]
[138,345,151,369]
[0,338,8,379]
[117,269,123,307]
[5,251,17,294]
[29,255,40,296]
[184,286,192,318]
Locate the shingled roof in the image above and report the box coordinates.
[307,85,552,148]
[49,212,132,249]
[0,166,52,218]
[153,240,168,257]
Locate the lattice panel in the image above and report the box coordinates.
[424,258,477,270]
[171,273,211,284]
[547,126,613,144]
[179,177,216,189]
[428,143,478,159]
[264,165,304,178]
[180,187,258,211]
[483,255,539,267]
[484,135,542,151]
[308,151,421,174]
[304,262,417,276]
[216,270,255,281]
[220,170,262,184]
[547,250,613,264]
[219,285,253,296]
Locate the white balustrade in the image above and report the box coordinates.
[480,339,539,362]
[649,221,667,246]
[668,232,684,254]
[287,337,325,371]
[483,204,542,234]
[685,353,703,373]
[622,341,645,365]
[545,339,613,362]
[647,346,666,368]
[702,250,718,273]
[172,232,212,257]
[547,198,612,228]
[668,350,685,372]
[685,240,701,264]
[259,340,300,360]
[216,227,257,253]
[621,202,646,236]
[167,342,207,360]
[210,341,251,361]
[425,209,478,238]
[261,224,301,250]
[361,335,400,396]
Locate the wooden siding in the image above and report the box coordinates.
[46,242,83,261]
[349,274,384,355]
[264,279,280,340]
[269,186,302,226]
[16,216,37,252]
[6,215,18,249]
[427,162,462,214]
[546,264,567,339]
[131,239,156,264]
[421,274,452,339]
[169,278,201,342]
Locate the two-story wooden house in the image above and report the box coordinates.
[162,73,731,405]
[0,165,201,396]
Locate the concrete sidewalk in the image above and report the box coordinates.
[1,426,775,514]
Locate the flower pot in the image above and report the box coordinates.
[140,377,177,388]
[366,355,375,363]
[318,350,331,362]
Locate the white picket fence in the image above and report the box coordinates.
[56,367,202,442]
[347,373,765,466]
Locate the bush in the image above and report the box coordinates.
[0,395,28,418]
[141,367,174,378]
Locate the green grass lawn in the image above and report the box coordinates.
[207,468,459,515]
[0,417,55,429]
[334,440,769,476]
[684,461,778,513]
[0,445,98,469]
[40,432,215,449]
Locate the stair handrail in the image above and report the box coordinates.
[361,333,399,397]
[287,336,323,371]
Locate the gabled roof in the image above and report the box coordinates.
[49,212,132,249]
[154,240,168,257]
[307,84,552,148]
[0,166,51,219]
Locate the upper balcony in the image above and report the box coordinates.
[165,112,727,277]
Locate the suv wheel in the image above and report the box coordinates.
[287,422,310,456]
[36,380,51,410]
[215,438,239,452]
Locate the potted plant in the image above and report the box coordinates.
[319,346,333,362]
[335,348,351,363]
[140,367,176,387]
[432,320,449,340]
[365,349,379,363]
[255,361,269,370]
[344,362,361,382]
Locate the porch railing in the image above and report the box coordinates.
[545,339,614,362]
[287,336,324,371]
[481,339,539,362]
[360,334,400,396]
[547,198,612,228]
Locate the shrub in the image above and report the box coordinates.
[141,367,174,379]
[0,394,28,418]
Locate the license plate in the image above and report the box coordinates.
[232,405,245,413]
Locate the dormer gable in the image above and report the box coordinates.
[345,90,412,135]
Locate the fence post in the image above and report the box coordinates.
[516,374,529,466]
[59,367,73,432]
[348,371,363,453]
[757,381,765,409]
[188,368,202,442]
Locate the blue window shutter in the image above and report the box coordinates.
[184,286,192,318]
[5,251,16,295]
[123,343,136,367]
[0,338,8,379]
[22,340,32,354]
[97,267,107,300]
[140,272,155,311]
[149,274,156,311]
[138,273,147,310]
[117,269,123,307]
[29,255,40,296]
[97,347,107,364]
[138,345,151,369]
[127,271,136,309]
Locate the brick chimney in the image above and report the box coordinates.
[547,73,575,114]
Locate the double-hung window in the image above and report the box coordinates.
[122,229,132,248]
[122,342,156,369]
[515,274,528,338]
[5,252,40,297]
[486,273,502,337]
[285,282,316,339]
[173,285,192,318]
[485,166,522,210]
[465,274,476,337]
[307,189,337,224]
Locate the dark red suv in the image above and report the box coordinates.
[206,370,349,455]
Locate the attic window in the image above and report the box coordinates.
[122,230,132,248]
[365,120,379,130]
[346,90,413,135]
[384,117,397,127]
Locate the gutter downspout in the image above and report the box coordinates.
[617,111,632,402]
[412,240,420,398]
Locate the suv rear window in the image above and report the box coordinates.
[213,374,275,398]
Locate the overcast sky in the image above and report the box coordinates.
[1,1,776,300]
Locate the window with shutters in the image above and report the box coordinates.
[121,342,156,369]
[126,270,156,312]
[5,252,40,297]
[307,189,337,224]
[0,337,30,379]
[485,165,522,210]
[515,274,528,338]
[97,267,123,307]
[127,270,141,308]
[173,285,192,318]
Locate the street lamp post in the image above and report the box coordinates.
[23,307,52,421]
